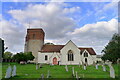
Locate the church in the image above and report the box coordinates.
[24,28,97,65]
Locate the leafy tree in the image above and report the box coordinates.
[12,52,34,63]
[25,52,35,61]
[3,51,13,59]
[102,33,120,63]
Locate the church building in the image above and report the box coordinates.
[24,28,97,65]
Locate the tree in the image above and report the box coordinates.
[102,33,120,63]
[3,51,13,59]
[25,52,34,61]
[12,52,34,63]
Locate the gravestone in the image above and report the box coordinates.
[5,66,12,78]
[117,58,120,64]
[65,65,68,72]
[102,65,106,72]
[36,64,38,70]
[12,65,16,77]
[79,62,80,67]
[76,71,78,79]
[109,65,115,78]
[95,64,98,69]
[41,74,44,80]
[83,64,86,70]
[39,64,42,68]
[72,67,75,76]
[47,70,50,78]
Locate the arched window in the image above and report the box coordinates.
[68,50,74,61]
[84,52,88,57]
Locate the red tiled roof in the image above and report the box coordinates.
[40,45,64,52]
[79,48,96,55]
[40,45,96,55]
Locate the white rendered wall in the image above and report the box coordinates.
[38,52,60,64]
[60,41,82,65]
[81,50,96,65]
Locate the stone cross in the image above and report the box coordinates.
[5,66,12,78]
[95,64,98,69]
[47,70,50,78]
[65,65,68,72]
[72,67,75,76]
[12,65,16,77]
[102,65,106,72]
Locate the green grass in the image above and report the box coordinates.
[1,62,119,79]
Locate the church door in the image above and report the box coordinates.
[53,57,58,65]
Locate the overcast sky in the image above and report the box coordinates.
[0,0,118,54]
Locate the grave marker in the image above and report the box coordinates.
[5,66,12,78]
[65,65,68,72]
[47,70,50,78]
[72,67,75,76]
[12,65,16,77]
[76,71,78,79]
[83,64,86,70]
[95,64,98,69]
[109,65,115,78]
[102,65,106,72]
[36,64,38,70]
[41,74,44,80]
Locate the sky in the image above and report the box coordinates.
[0,0,119,55]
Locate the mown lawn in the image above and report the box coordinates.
[1,62,119,79]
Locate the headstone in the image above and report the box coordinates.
[65,65,68,72]
[79,62,80,67]
[76,71,78,79]
[5,66,12,78]
[36,64,38,70]
[41,74,44,80]
[83,65,86,70]
[109,65,115,78]
[117,58,120,64]
[47,70,50,78]
[102,65,106,72]
[95,64,98,69]
[12,65,16,77]
[39,64,42,68]
[72,67,75,76]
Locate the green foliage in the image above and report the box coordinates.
[12,52,35,63]
[3,51,13,59]
[102,33,120,63]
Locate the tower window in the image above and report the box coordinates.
[84,52,88,57]
[33,34,35,39]
[45,55,48,60]
[68,50,74,61]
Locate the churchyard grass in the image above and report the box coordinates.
[2,62,119,79]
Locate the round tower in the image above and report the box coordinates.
[24,28,45,62]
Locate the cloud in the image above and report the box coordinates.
[71,19,117,36]
[0,19,25,53]
[1,2,118,55]
[8,2,81,40]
